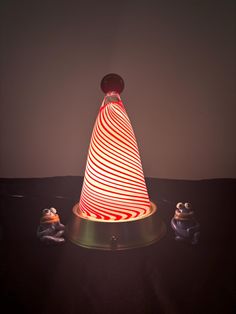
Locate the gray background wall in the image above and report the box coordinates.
[0,0,235,179]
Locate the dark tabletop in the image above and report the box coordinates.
[0,176,235,314]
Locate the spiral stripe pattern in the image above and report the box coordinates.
[78,93,151,221]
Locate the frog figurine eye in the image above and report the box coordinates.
[176,202,185,211]
[50,207,57,214]
[184,202,192,210]
[42,208,51,215]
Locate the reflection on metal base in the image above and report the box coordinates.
[66,202,166,250]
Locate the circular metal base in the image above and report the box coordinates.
[66,202,166,251]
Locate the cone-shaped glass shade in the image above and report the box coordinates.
[77,92,152,221]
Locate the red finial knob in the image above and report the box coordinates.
[101,73,125,94]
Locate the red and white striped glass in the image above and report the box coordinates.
[77,92,152,221]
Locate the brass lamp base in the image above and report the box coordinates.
[66,202,166,251]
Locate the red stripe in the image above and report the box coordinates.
[86,167,147,197]
[77,98,151,221]
[81,194,127,220]
[109,106,137,141]
[92,129,143,175]
[82,182,150,207]
[86,159,147,192]
[87,151,146,188]
[85,170,148,199]
[90,134,144,179]
[103,107,140,155]
[81,191,134,219]
[105,105,138,147]
[88,142,145,182]
[100,110,140,158]
[83,182,150,208]
[93,122,143,171]
[96,116,140,163]
[82,185,147,215]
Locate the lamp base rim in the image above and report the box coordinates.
[66,201,166,251]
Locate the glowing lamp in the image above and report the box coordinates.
[67,74,166,250]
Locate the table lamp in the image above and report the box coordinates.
[67,74,166,250]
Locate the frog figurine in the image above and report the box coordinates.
[171,202,200,245]
[37,207,65,244]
